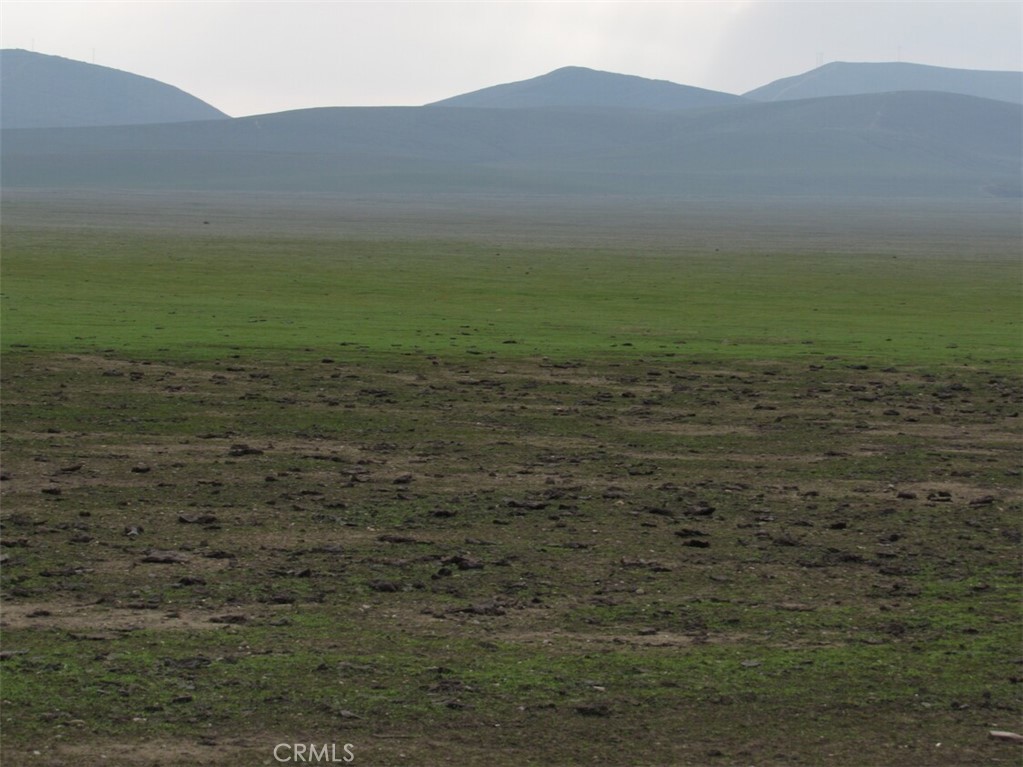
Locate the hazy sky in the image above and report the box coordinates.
[2,1,1020,117]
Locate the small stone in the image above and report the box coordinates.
[575,703,611,717]
[989,731,1023,744]
[229,444,263,457]
[685,503,716,517]
[674,528,708,538]
[141,550,189,564]
[682,539,710,548]
[178,514,218,525]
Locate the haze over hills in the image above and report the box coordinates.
[4,90,1018,199]
[0,49,229,129]
[428,66,747,110]
[1,52,1020,200]
[745,61,1023,104]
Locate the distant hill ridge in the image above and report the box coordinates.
[3,50,1020,128]
[745,61,1023,104]
[0,49,229,129]
[4,90,1018,199]
[427,65,748,110]
[2,53,1020,200]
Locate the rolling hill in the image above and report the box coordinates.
[745,61,1023,104]
[3,90,1019,199]
[0,49,229,128]
[2,54,1019,200]
[428,65,747,110]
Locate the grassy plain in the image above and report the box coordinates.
[2,220,1019,364]
[1,195,1021,766]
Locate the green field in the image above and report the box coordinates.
[2,225,1019,364]
[1,204,1021,766]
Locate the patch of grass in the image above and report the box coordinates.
[2,226,1019,364]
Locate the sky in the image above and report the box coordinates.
[1,1,1020,117]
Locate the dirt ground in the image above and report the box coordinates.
[2,351,1021,766]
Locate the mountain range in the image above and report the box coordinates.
[1,50,1020,200]
[428,65,748,110]
[744,60,1022,104]
[0,49,227,129]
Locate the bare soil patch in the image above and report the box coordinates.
[3,352,1020,766]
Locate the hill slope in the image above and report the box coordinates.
[0,49,229,128]
[3,90,1018,199]
[428,66,747,110]
[745,61,1023,104]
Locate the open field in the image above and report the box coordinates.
[1,196,1021,766]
